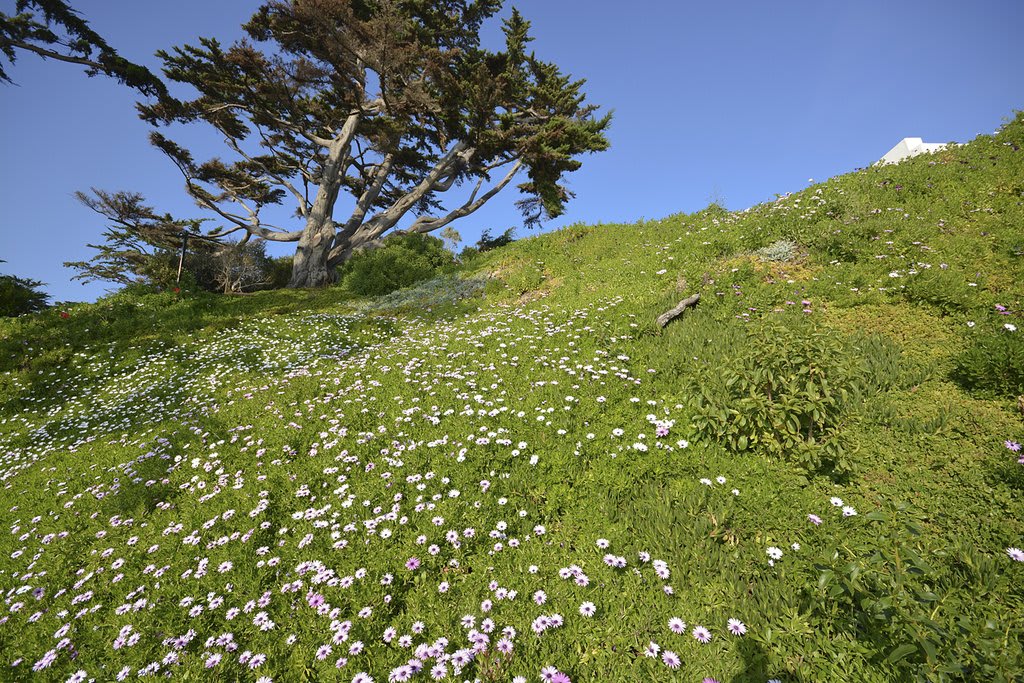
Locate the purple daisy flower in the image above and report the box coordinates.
[727,618,747,636]
[661,650,681,669]
[692,625,712,643]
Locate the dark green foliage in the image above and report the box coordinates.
[475,227,516,252]
[0,0,166,96]
[264,255,293,290]
[902,267,974,314]
[457,245,481,262]
[952,325,1024,399]
[690,316,864,475]
[0,266,49,316]
[797,502,1024,681]
[341,234,453,296]
[64,189,279,294]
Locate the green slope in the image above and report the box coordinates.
[0,113,1021,682]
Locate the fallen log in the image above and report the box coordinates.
[656,292,700,329]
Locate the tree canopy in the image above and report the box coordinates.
[139,0,610,287]
[0,0,166,96]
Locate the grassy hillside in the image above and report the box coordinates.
[0,113,1022,682]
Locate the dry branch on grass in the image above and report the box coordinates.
[656,292,701,328]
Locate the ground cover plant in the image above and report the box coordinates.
[1,114,1023,682]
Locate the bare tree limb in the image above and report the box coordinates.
[355,142,470,238]
[407,159,523,234]
[656,293,701,329]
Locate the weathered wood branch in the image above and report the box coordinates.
[407,159,523,234]
[656,292,701,328]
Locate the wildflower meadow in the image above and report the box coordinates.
[1,115,1023,682]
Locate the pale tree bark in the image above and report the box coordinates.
[288,111,360,288]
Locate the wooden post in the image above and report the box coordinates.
[176,232,189,283]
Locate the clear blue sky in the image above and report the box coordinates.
[1,0,1021,303]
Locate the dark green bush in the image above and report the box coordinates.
[458,246,481,263]
[476,227,516,252]
[264,255,294,289]
[690,316,865,474]
[952,324,1024,398]
[0,272,50,316]
[341,233,453,296]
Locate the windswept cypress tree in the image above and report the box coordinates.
[139,1,610,287]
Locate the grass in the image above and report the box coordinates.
[0,113,1022,682]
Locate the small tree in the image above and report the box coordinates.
[210,240,273,294]
[64,189,216,288]
[140,1,610,288]
[0,0,166,96]
[440,226,462,253]
[0,261,50,316]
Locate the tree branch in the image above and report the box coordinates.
[6,38,104,70]
[209,223,304,241]
[407,159,523,235]
[656,293,701,328]
[356,142,470,238]
[203,102,334,148]
[220,129,311,218]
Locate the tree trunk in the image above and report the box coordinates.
[288,120,356,288]
[288,217,337,288]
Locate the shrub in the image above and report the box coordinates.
[952,324,1024,398]
[264,255,294,289]
[753,239,800,262]
[208,241,274,293]
[0,271,50,316]
[458,246,481,262]
[690,316,864,475]
[341,233,453,296]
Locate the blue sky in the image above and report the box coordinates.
[1,0,1021,303]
